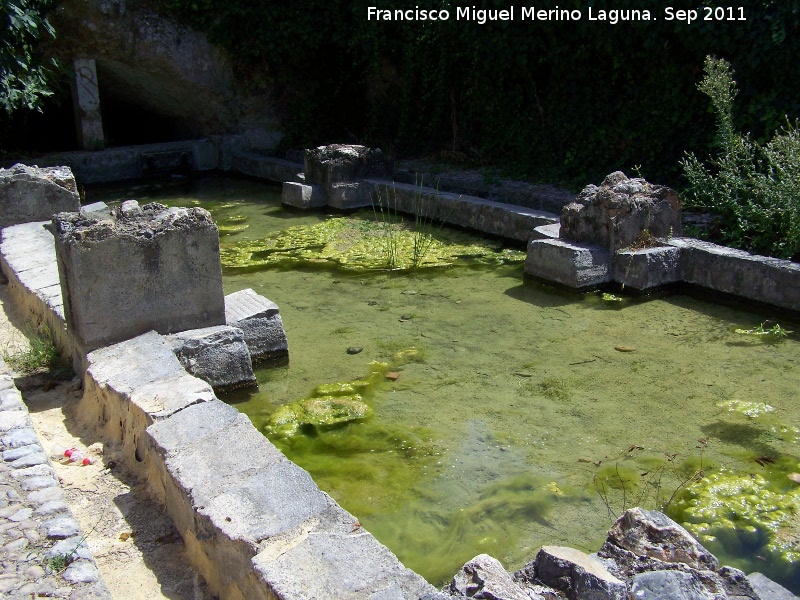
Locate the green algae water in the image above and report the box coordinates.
[90,177,800,592]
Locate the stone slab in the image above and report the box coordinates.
[367,180,558,243]
[281,181,327,209]
[669,237,800,312]
[328,181,375,209]
[160,415,286,507]
[530,222,561,240]
[129,370,215,421]
[630,570,715,600]
[167,325,257,392]
[225,288,288,362]
[612,245,681,291]
[86,331,185,396]
[253,502,434,600]
[145,399,242,454]
[525,239,611,290]
[747,572,799,600]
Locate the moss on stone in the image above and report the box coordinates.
[265,395,372,437]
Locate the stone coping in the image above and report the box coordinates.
[525,236,800,315]
[0,223,436,598]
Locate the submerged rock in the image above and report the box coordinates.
[264,395,372,437]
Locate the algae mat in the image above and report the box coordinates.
[90,177,800,592]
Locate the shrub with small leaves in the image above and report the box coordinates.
[681,57,800,261]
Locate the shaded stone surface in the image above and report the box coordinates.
[0,164,80,228]
[281,181,327,209]
[53,201,225,352]
[525,239,610,289]
[612,245,681,291]
[560,171,681,251]
[166,325,257,392]
[747,572,799,600]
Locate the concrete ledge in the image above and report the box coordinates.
[11,140,221,184]
[233,153,303,184]
[0,222,74,361]
[525,239,610,289]
[367,180,558,243]
[73,332,437,599]
[281,181,326,209]
[669,238,800,312]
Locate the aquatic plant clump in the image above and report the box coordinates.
[219,216,525,272]
[669,469,800,580]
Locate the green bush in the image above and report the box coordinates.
[681,57,800,261]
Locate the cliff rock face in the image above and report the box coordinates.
[50,0,277,140]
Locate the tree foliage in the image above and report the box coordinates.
[155,0,800,187]
[1,0,59,114]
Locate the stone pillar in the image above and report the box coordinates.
[71,58,105,150]
[53,200,226,354]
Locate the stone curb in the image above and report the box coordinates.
[0,357,113,600]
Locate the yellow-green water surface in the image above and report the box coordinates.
[89,177,800,592]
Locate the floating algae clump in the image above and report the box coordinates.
[220,216,525,272]
[264,361,388,437]
[265,395,372,437]
[669,468,800,581]
[720,399,776,418]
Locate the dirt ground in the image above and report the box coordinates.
[0,281,215,600]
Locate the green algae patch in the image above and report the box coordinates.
[669,466,800,583]
[219,216,525,273]
[265,395,372,437]
[720,399,776,418]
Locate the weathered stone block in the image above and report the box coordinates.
[525,239,610,290]
[166,325,256,392]
[561,171,681,251]
[530,222,560,241]
[612,246,681,291]
[53,201,226,352]
[304,144,392,189]
[605,508,719,571]
[253,502,434,600]
[0,164,80,228]
[670,237,800,312]
[328,181,374,209]
[281,181,326,209]
[535,546,627,600]
[225,288,288,362]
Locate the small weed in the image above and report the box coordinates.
[2,323,66,375]
[734,321,792,340]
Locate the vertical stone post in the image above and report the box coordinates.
[53,201,226,356]
[71,58,105,150]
